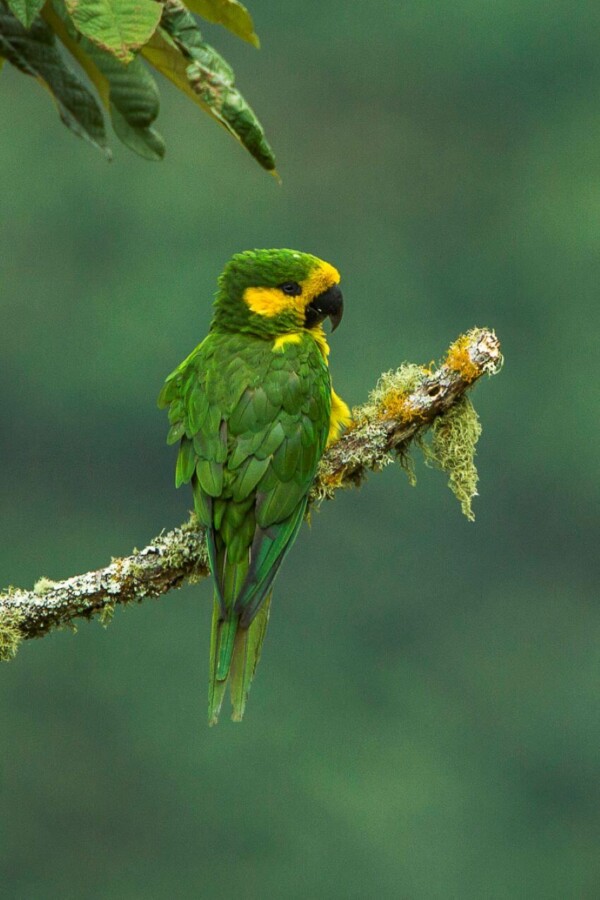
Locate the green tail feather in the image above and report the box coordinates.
[208,596,229,726]
[216,616,237,680]
[230,594,271,722]
[208,591,272,725]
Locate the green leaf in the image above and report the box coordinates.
[64,0,161,63]
[0,1,109,155]
[46,0,164,160]
[141,29,199,102]
[186,0,258,48]
[143,0,275,172]
[6,0,44,29]
[108,87,164,160]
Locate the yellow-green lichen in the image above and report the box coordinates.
[358,364,424,424]
[445,333,480,383]
[99,602,116,628]
[34,577,56,596]
[187,571,206,585]
[128,562,146,581]
[164,544,188,569]
[320,468,347,492]
[0,609,26,661]
[347,364,427,487]
[425,395,482,521]
[397,445,418,487]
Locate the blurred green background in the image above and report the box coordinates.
[2,1,600,896]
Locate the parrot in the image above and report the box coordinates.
[158,249,350,724]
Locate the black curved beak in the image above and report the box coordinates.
[304,283,344,332]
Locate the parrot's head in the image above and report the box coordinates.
[212,248,343,337]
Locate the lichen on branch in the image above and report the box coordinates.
[0,327,502,656]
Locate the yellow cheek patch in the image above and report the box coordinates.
[244,286,301,317]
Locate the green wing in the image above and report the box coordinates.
[158,331,331,621]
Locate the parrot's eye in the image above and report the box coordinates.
[279,281,302,296]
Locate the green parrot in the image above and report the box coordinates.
[158,249,350,724]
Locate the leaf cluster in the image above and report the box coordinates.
[0,0,276,170]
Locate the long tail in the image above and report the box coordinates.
[208,591,272,725]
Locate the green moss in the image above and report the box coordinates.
[128,562,146,581]
[34,577,55,596]
[397,446,418,487]
[0,609,26,661]
[164,545,186,569]
[352,363,427,486]
[425,396,482,521]
[187,569,207,584]
[360,363,424,423]
[99,602,116,628]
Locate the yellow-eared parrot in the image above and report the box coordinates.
[158,249,350,723]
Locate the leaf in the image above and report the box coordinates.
[141,29,198,101]
[0,1,109,155]
[64,0,161,63]
[143,0,275,172]
[6,0,44,29]
[186,0,258,47]
[109,92,164,159]
[2,0,274,169]
[46,0,165,160]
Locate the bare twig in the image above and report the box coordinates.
[0,328,502,655]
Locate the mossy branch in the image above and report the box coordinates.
[0,327,502,657]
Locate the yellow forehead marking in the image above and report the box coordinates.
[243,261,340,318]
[301,261,340,300]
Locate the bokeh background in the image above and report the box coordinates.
[2,1,600,896]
